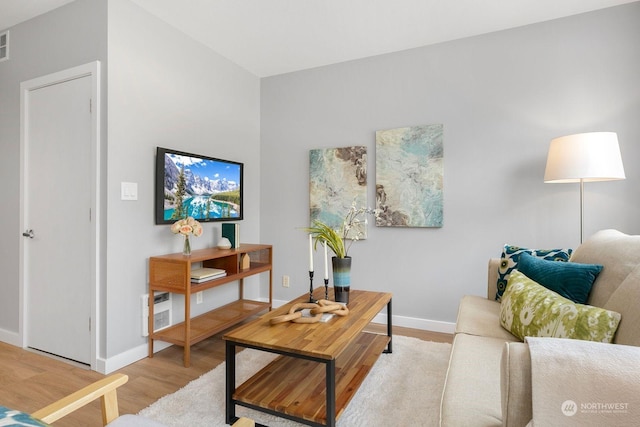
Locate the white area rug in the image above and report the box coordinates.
[139,335,451,426]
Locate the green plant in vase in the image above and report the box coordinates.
[307,202,377,256]
[305,202,378,303]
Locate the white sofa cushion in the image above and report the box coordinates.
[454,295,519,342]
[441,333,505,427]
[501,342,532,427]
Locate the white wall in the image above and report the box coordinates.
[0,0,107,343]
[105,0,260,364]
[260,3,640,330]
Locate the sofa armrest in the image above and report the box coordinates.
[526,337,640,426]
[502,339,640,427]
[501,343,532,427]
[488,258,500,300]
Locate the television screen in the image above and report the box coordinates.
[155,147,243,224]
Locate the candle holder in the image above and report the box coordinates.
[324,278,329,300]
[308,271,316,303]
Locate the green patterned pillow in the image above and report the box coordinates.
[500,271,621,343]
[496,245,572,301]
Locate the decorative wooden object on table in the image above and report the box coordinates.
[269,299,349,324]
[224,287,392,427]
[148,244,272,367]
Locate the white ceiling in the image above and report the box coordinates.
[2,0,637,76]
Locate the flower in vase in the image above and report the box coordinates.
[171,216,203,237]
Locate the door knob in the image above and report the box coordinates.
[22,229,35,238]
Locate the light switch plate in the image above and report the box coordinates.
[121,182,138,201]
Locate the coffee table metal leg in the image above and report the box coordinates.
[385,297,393,353]
[225,340,236,425]
[326,359,336,427]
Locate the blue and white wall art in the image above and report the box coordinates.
[309,146,368,239]
[375,124,444,227]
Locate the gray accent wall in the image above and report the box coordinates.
[260,3,640,327]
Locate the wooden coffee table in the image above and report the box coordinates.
[224,287,392,427]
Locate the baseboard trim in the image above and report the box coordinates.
[372,312,455,334]
[0,328,21,347]
[98,340,172,374]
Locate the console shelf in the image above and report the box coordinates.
[148,244,272,367]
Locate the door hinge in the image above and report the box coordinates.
[89,317,91,332]
[89,98,92,113]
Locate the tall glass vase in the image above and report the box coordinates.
[183,234,191,256]
[331,256,351,304]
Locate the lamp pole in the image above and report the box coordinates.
[579,179,584,244]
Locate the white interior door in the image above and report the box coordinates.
[24,75,92,365]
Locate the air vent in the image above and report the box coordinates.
[141,292,172,336]
[0,31,8,62]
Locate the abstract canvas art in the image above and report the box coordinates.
[309,146,368,239]
[375,124,443,227]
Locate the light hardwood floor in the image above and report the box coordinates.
[0,324,452,427]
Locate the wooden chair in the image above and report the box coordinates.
[29,373,254,426]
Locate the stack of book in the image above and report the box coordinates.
[190,267,227,283]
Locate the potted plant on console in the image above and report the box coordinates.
[305,203,377,303]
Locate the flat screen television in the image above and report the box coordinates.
[155,147,243,224]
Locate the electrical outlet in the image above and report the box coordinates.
[196,291,203,304]
[282,275,290,287]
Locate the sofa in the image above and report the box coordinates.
[440,229,640,426]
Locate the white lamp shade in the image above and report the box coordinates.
[544,132,626,183]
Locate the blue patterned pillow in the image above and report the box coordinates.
[496,245,572,301]
[0,406,50,426]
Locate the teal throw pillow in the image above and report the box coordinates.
[499,271,621,343]
[517,252,602,304]
[496,245,572,301]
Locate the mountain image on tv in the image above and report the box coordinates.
[163,152,241,221]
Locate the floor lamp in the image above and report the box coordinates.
[544,132,625,244]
